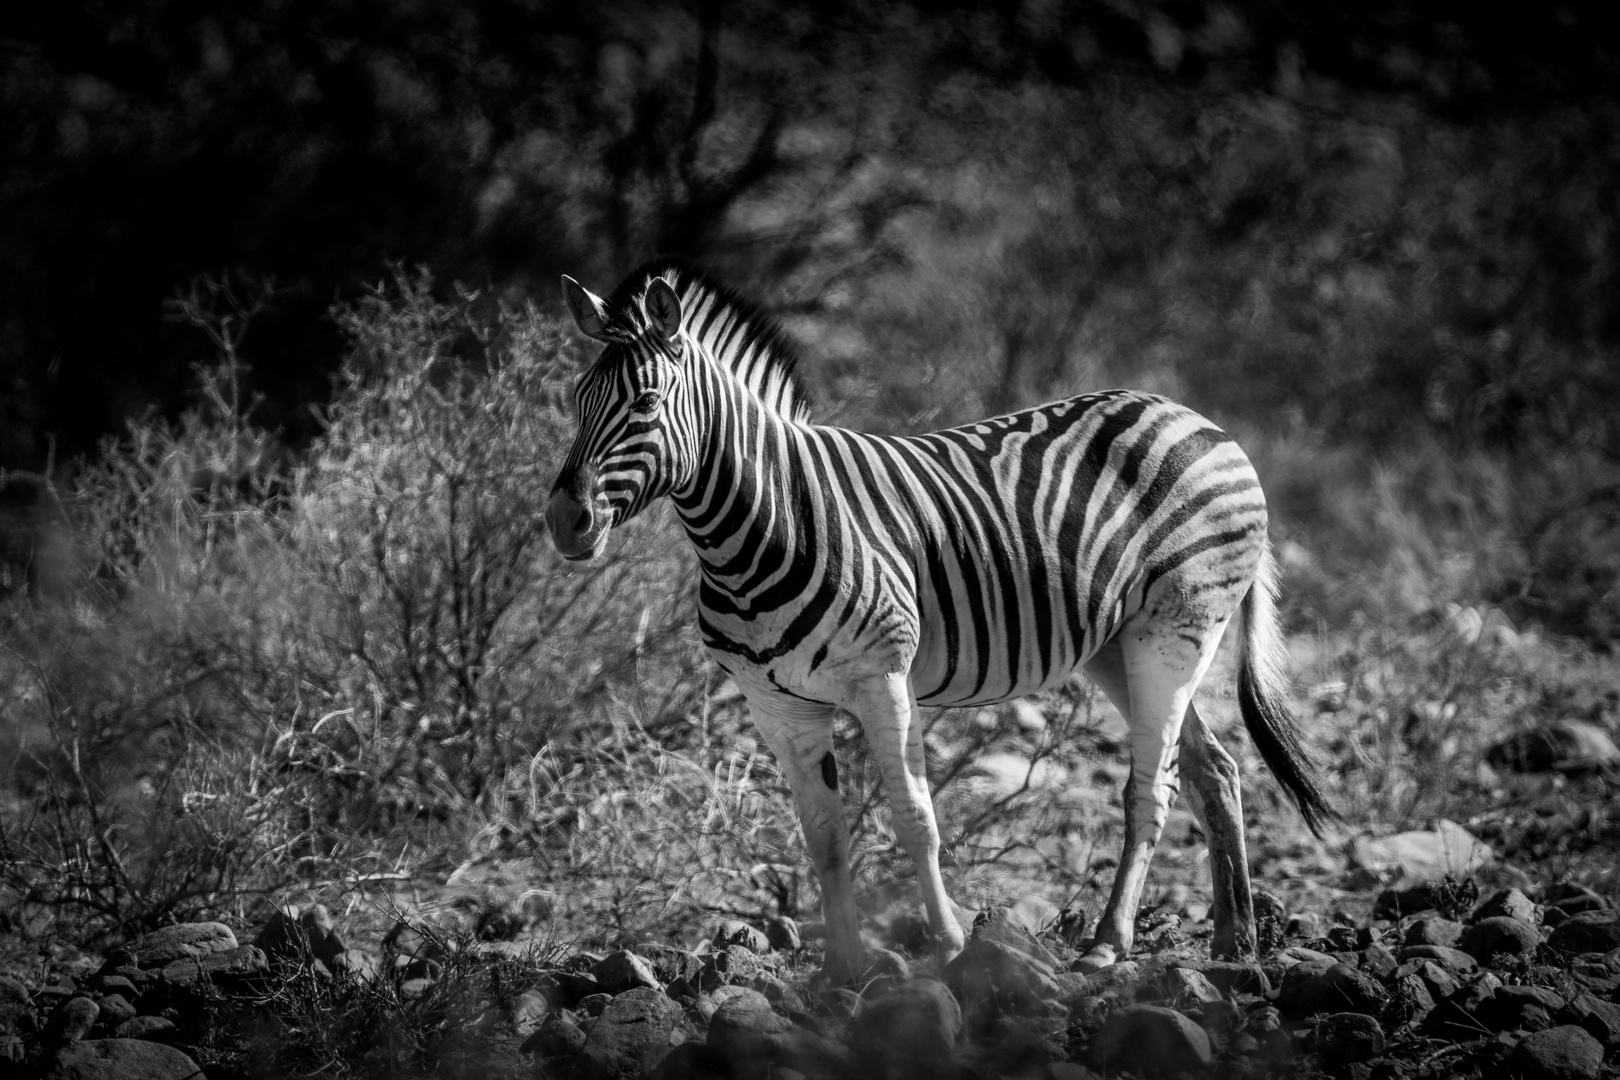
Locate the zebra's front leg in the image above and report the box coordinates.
[746,696,865,983]
[845,673,967,968]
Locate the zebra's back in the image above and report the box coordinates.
[880,390,1268,706]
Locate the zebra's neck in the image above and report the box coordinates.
[669,355,811,590]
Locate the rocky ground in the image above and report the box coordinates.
[2,859,1619,1080]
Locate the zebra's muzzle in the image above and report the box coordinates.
[545,486,609,561]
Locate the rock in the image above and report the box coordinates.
[1476,887,1540,925]
[765,916,801,952]
[509,988,550,1037]
[254,906,346,970]
[648,1042,731,1080]
[1281,962,1388,1020]
[1425,972,1502,1039]
[330,948,381,982]
[1562,992,1620,1049]
[1478,985,1566,1033]
[847,978,962,1072]
[972,908,1062,968]
[1404,917,1463,948]
[1362,943,1399,979]
[1350,819,1492,882]
[1389,972,1437,1026]
[1,1034,21,1063]
[708,988,848,1077]
[112,1015,178,1041]
[1487,721,1620,774]
[0,974,29,1035]
[1460,916,1542,963]
[578,993,614,1018]
[1005,895,1063,937]
[522,1010,588,1059]
[95,993,136,1027]
[1508,1025,1604,1080]
[1375,884,1438,920]
[126,922,238,968]
[943,938,1062,1018]
[1549,911,1620,955]
[700,945,770,990]
[1398,944,1478,972]
[1193,960,1270,996]
[45,1038,203,1079]
[576,988,685,1079]
[1547,883,1609,915]
[1314,1012,1385,1062]
[45,996,99,1044]
[595,950,663,995]
[1400,959,1462,1002]
[1156,966,1223,1007]
[1091,1004,1213,1075]
[713,920,771,954]
[1286,912,1327,939]
[157,943,268,987]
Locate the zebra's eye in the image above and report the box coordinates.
[633,390,661,412]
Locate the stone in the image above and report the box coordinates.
[1487,721,1620,774]
[576,988,685,1079]
[973,908,1062,968]
[1508,1025,1604,1080]
[1404,959,1462,1002]
[1398,944,1478,972]
[1278,961,1386,1020]
[1351,819,1492,882]
[1091,1004,1213,1076]
[700,945,770,990]
[1561,992,1620,1049]
[1193,960,1270,996]
[1549,911,1620,955]
[509,988,550,1036]
[126,922,238,969]
[765,916,801,952]
[648,1042,730,1080]
[1403,917,1463,948]
[521,1010,588,1059]
[1375,884,1438,920]
[44,1037,204,1080]
[1478,985,1566,1033]
[1361,943,1399,979]
[1287,912,1327,940]
[1460,916,1542,963]
[709,989,848,1077]
[1155,967,1223,1007]
[95,975,139,1000]
[943,938,1062,1017]
[157,943,268,987]
[1,1034,22,1063]
[595,950,663,995]
[112,1015,178,1041]
[1476,887,1539,925]
[1388,972,1437,1026]
[1547,883,1609,915]
[0,974,29,1035]
[46,996,99,1044]
[1314,1012,1385,1062]
[578,993,614,1017]
[254,906,346,970]
[713,920,771,954]
[95,993,136,1027]
[847,978,962,1072]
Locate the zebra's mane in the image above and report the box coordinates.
[604,259,811,423]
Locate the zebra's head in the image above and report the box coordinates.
[547,272,694,561]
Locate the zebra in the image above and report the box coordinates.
[546,260,1334,981]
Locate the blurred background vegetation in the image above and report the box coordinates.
[2,0,1618,945]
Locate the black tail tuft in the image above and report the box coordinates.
[1238,660,1337,837]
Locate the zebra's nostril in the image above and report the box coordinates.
[573,508,591,532]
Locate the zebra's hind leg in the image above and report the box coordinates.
[745,695,865,983]
[845,672,967,970]
[1180,704,1257,959]
[1078,619,1227,971]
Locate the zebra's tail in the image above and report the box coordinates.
[1236,543,1337,837]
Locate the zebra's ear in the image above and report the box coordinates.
[641,278,683,342]
[561,275,609,342]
